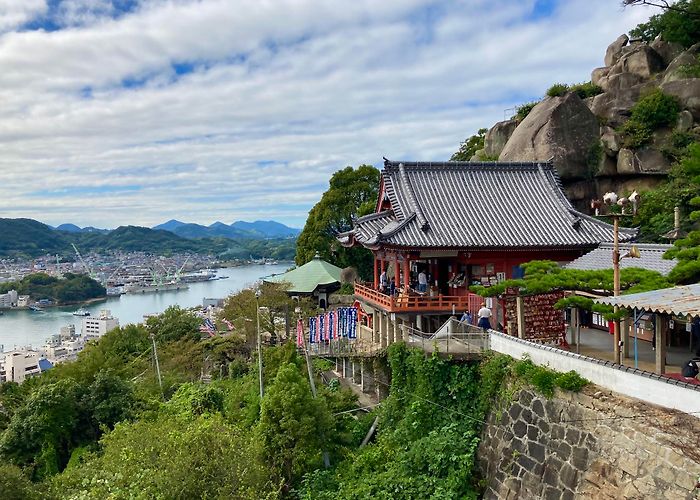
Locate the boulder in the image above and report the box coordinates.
[650,37,684,67]
[591,67,610,87]
[609,45,664,79]
[484,119,517,158]
[660,78,700,120]
[589,86,639,126]
[616,147,671,175]
[499,93,599,180]
[617,148,636,174]
[605,34,629,67]
[662,43,700,83]
[677,109,694,132]
[600,127,621,156]
[601,72,644,93]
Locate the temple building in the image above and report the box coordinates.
[338,160,636,340]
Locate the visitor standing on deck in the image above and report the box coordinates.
[477,303,492,332]
[418,270,427,293]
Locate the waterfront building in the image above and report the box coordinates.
[338,160,635,339]
[82,309,119,337]
[17,295,29,307]
[0,289,18,308]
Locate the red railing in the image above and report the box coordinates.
[354,282,482,314]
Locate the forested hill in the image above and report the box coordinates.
[0,218,296,260]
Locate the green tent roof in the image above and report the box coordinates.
[264,254,342,293]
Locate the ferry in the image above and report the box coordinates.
[73,308,90,317]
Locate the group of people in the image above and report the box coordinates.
[460,302,492,332]
[378,269,429,295]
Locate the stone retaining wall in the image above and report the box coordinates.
[479,386,700,499]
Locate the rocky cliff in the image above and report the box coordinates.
[476,34,700,212]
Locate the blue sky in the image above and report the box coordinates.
[0,0,659,229]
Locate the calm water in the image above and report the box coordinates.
[0,263,290,352]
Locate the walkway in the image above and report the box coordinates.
[569,326,692,374]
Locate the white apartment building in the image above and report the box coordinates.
[0,350,41,383]
[0,289,18,308]
[82,309,119,337]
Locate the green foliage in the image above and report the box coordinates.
[146,305,202,343]
[0,464,40,500]
[513,101,539,121]
[587,141,604,178]
[678,54,700,78]
[569,81,603,99]
[619,89,681,149]
[166,383,225,416]
[337,282,354,294]
[0,272,106,304]
[296,165,380,279]
[52,413,272,499]
[511,358,588,398]
[451,128,488,161]
[257,363,332,490]
[546,83,569,97]
[471,260,671,298]
[629,0,700,48]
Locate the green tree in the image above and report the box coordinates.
[257,362,332,490]
[146,305,202,343]
[450,128,488,161]
[628,0,700,47]
[296,165,380,278]
[0,464,40,500]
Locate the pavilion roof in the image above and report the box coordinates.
[338,160,637,250]
[595,283,700,318]
[263,254,341,294]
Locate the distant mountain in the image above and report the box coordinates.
[152,219,300,240]
[0,218,296,260]
[153,219,188,232]
[56,223,82,232]
[55,223,109,234]
[231,220,300,238]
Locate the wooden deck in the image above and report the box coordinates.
[354,282,482,314]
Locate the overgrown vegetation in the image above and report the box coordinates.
[513,101,540,121]
[618,89,681,148]
[451,128,488,161]
[629,0,700,48]
[0,272,105,304]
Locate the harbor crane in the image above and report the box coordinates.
[71,243,96,279]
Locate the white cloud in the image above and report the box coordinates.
[0,0,661,228]
[0,0,46,32]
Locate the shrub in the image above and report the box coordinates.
[569,81,603,99]
[546,83,569,97]
[511,357,588,398]
[618,89,680,149]
[338,282,354,295]
[513,101,540,121]
[555,371,588,392]
[678,55,700,78]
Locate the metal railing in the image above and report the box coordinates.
[400,319,490,357]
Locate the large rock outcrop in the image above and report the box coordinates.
[484,119,517,158]
[499,93,599,181]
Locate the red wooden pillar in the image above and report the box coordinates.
[373,255,379,288]
[403,257,410,289]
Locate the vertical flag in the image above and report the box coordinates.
[319,314,325,342]
[349,307,358,339]
[309,316,316,344]
[328,310,334,340]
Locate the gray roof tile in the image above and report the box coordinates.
[565,243,676,276]
[343,161,637,249]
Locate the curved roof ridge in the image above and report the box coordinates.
[355,209,393,223]
[398,163,428,231]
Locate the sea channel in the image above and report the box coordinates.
[0,263,290,352]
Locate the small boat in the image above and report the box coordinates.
[29,305,43,312]
[73,308,90,317]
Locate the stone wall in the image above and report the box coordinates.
[479,386,700,499]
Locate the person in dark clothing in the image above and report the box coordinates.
[692,317,700,356]
[681,358,700,378]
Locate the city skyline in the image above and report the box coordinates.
[0,0,658,228]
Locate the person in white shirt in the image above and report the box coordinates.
[379,270,387,292]
[477,303,492,331]
[418,270,427,293]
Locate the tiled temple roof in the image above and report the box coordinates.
[338,161,637,250]
[565,243,675,276]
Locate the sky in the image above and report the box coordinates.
[0,0,660,229]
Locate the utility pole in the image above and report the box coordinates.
[150,333,163,399]
[256,290,264,400]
